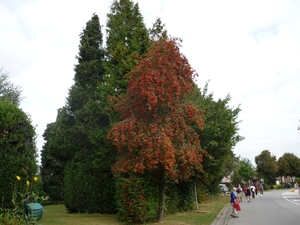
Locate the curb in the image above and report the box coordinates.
[210,203,231,225]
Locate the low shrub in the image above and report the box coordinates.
[263,183,269,190]
[115,176,158,225]
[0,207,27,225]
[272,184,282,189]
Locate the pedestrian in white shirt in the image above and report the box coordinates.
[250,184,255,199]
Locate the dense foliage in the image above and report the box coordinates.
[40,0,245,223]
[0,100,37,208]
[0,69,39,225]
[277,153,300,181]
[114,176,157,224]
[191,83,243,193]
[63,13,108,213]
[64,158,100,213]
[40,110,72,202]
[107,37,206,222]
[92,0,153,217]
[255,150,278,185]
[232,158,257,185]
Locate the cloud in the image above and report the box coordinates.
[250,22,280,41]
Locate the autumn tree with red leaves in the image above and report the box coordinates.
[107,37,206,222]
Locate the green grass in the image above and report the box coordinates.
[40,205,124,225]
[38,195,228,225]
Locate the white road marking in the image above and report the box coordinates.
[282,191,300,206]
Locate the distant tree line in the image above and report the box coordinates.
[231,150,300,188]
[256,150,300,184]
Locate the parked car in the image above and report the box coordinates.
[283,182,291,188]
[219,184,228,194]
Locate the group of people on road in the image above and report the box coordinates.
[230,182,264,218]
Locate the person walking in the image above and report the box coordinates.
[259,183,264,197]
[243,186,248,201]
[230,187,240,218]
[294,182,299,195]
[250,184,256,199]
[237,184,243,203]
[255,183,258,196]
[246,185,252,202]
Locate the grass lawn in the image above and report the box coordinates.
[38,194,228,225]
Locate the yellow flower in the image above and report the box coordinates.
[34,177,38,182]
[16,176,21,181]
[26,181,30,186]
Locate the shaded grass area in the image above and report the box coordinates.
[39,195,228,225]
[40,205,125,225]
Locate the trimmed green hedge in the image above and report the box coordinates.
[64,157,116,214]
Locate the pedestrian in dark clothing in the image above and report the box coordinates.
[246,186,251,202]
[255,183,258,195]
[259,183,264,197]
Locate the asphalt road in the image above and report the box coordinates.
[227,189,300,225]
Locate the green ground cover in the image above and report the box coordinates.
[38,194,228,225]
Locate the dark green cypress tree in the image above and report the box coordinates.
[69,12,105,120]
[41,13,108,212]
[63,13,108,213]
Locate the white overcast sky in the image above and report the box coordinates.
[1,0,300,165]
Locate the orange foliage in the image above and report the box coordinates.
[108,37,206,181]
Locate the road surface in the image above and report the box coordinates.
[227,189,300,225]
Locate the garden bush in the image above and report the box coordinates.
[115,176,158,225]
[64,158,116,214]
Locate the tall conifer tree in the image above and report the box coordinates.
[97,0,153,218]
[104,0,150,97]
[90,0,152,215]
[41,14,108,212]
[64,13,107,213]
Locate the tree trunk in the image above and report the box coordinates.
[194,181,198,210]
[157,170,166,222]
